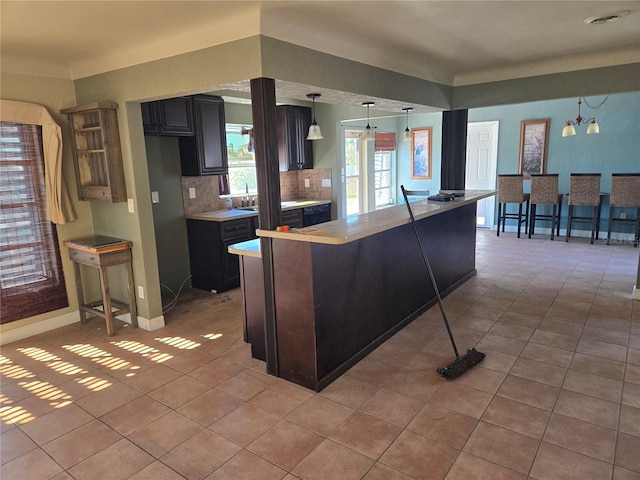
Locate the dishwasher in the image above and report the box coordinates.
[302,204,331,226]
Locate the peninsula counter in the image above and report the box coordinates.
[230,190,495,391]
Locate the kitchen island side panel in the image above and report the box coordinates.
[272,240,318,389]
[311,202,477,385]
[268,202,477,390]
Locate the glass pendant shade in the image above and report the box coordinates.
[307,122,323,140]
[586,120,599,134]
[362,125,375,141]
[306,93,323,140]
[562,123,576,137]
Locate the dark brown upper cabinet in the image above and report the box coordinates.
[277,105,313,171]
[178,95,228,176]
[142,97,194,136]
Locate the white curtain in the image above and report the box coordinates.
[1,99,75,224]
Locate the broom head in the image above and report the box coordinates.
[436,348,486,380]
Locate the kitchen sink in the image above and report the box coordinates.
[236,206,258,211]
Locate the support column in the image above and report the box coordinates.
[441,109,468,190]
[250,78,281,375]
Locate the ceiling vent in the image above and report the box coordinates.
[584,11,630,24]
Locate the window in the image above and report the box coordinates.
[374,151,394,208]
[344,131,363,216]
[226,124,256,195]
[0,122,68,324]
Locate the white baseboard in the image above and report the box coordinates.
[1,311,166,346]
[634,285,640,301]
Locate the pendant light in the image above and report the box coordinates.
[306,93,323,140]
[562,96,607,137]
[362,102,375,141]
[401,107,413,142]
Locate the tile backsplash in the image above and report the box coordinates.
[182,168,332,215]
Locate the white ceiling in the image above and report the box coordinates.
[2,1,639,110]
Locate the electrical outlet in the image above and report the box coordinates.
[127,198,135,213]
[189,187,196,199]
[322,178,331,187]
[151,191,159,203]
[304,178,310,188]
[138,286,144,299]
[620,212,627,219]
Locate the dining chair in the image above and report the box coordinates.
[529,174,563,240]
[497,174,529,238]
[565,173,601,244]
[607,173,640,247]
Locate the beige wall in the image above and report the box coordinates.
[0,72,95,335]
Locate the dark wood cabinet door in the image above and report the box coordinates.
[141,102,160,134]
[158,97,193,136]
[179,95,228,175]
[277,105,313,171]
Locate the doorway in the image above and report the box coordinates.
[466,121,498,228]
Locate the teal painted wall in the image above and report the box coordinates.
[469,91,640,231]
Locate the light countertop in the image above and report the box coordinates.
[255,190,496,246]
[185,199,331,222]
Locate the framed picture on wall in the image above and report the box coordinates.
[519,118,550,177]
[411,127,432,179]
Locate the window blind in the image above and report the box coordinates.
[0,122,68,323]
[375,132,396,152]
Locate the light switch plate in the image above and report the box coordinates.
[322,178,331,187]
[151,191,160,203]
[304,178,310,188]
[127,198,135,213]
[189,187,196,199]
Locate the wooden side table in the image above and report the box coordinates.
[64,236,137,336]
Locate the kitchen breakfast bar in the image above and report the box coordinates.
[229,190,495,391]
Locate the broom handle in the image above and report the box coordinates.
[401,186,460,359]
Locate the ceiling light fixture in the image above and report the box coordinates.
[584,10,630,24]
[362,102,375,141]
[306,93,323,140]
[562,96,608,137]
[401,107,413,142]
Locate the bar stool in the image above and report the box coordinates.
[497,174,529,238]
[607,173,640,247]
[565,173,601,244]
[529,174,563,240]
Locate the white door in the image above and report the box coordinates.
[466,121,498,228]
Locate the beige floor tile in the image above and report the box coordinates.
[380,430,458,480]
[576,338,628,363]
[445,451,526,480]
[178,387,244,426]
[428,382,493,419]
[75,380,143,417]
[20,402,94,445]
[544,413,616,462]
[623,382,640,408]
[477,333,527,356]
[531,442,613,480]
[407,403,477,448]
[188,357,245,386]
[444,365,506,394]
[619,405,640,437]
[148,375,211,409]
[383,368,443,401]
[319,374,379,409]
[346,356,404,386]
[537,318,584,337]
[0,427,37,464]
[463,421,539,474]
[1,446,64,480]
[329,411,402,459]
[160,429,242,479]
[120,363,183,393]
[68,438,154,480]
[569,352,625,381]
[520,342,574,368]
[562,369,623,402]
[489,322,535,342]
[553,390,620,430]
[362,462,415,480]
[206,449,287,480]
[475,348,517,373]
[482,396,550,439]
[128,410,203,457]
[530,329,579,351]
[41,419,122,469]
[293,439,375,480]
[128,460,186,480]
[582,325,630,346]
[216,369,275,401]
[99,395,171,435]
[248,419,323,471]
[359,388,424,427]
[497,375,559,411]
[625,364,640,385]
[286,395,354,436]
[210,403,280,446]
[612,466,640,480]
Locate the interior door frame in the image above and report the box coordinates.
[466,121,499,229]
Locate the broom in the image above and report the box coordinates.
[401,185,485,379]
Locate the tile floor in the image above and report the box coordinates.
[1,230,639,480]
